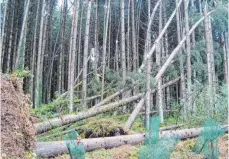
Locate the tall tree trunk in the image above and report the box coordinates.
[0,0,9,72]
[35,0,46,108]
[15,0,30,70]
[59,0,67,94]
[221,34,228,83]
[131,0,137,72]
[68,0,80,113]
[176,0,186,119]
[121,0,126,85]
[204,7,214,117]
[30,0,40,105]
[6,0,15,73]
[94,0,99,82]
[127,0,131,71]
[101,0,111,100]
[156,1,164,124]
[82,0,92,108]
[184,0,192,115]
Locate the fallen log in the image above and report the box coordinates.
[35,93,144,134]
[36,125,228,157]
[38,124,182,140]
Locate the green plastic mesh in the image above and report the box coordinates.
[65,131,85,159]
[145,116,160,145]
[192,118,224,159]
[139,116,179,159]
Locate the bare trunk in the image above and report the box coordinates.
[204,7,213,117]
[36,126,228,158]
[35,0,46,108]
[131,0,137,71]
[176,0,186,119]
[15,0,30,70]
[82,0,92,108]
[121,0,126,85]
[68,0,79,113]
[101,0,111,100]
[35,94,144,134]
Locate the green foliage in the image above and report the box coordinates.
[185,83,228,125]
[212,5,228,33]
[10,69,32,78]
[31,98,69,120]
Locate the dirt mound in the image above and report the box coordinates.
[1,76,36,158]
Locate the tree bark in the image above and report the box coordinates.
[15,0,30,70]
[36,126,228,158]
[176,0,186,119]
[35,0,46,108]
[35,93,144,134]
[131,0,137,71]
[101,0,111,100]
[204,7,214,117]
[138,0,183,72]
[121,0,126,86]
[184,0,192,114]
[82,0,92,108]
[68,0,80,113]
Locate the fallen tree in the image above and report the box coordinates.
[35,93,144,134]
[36,125,228,157]
[36,78,180,134]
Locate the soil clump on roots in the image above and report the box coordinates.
[1,76,35,158]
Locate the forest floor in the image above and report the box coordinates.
[47,134,228,159]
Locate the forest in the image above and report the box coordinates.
[0,0,229,158]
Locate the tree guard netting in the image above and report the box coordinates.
[65,131,85,159]
[192,118,224,159]
[139,116,179,159]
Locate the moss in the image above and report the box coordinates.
[25,151,36,159]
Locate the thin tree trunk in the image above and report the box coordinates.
[156,1,164,124]
[0,0,9,72]
[101,0,111,100]
[131,0,137,72]
[68,0,80,113]
[121,0,126,85]
[35,0,46,108]
[176,0,186,119]
[184,0,192,115]
[127,0,131,71]
[204,7,213,117]
[15,0,30,70]
[221,34,228,83]
[30,0,40,104]
[6,0,15,73]
[82,0,92,108]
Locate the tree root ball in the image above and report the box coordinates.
[1,76,36,158]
